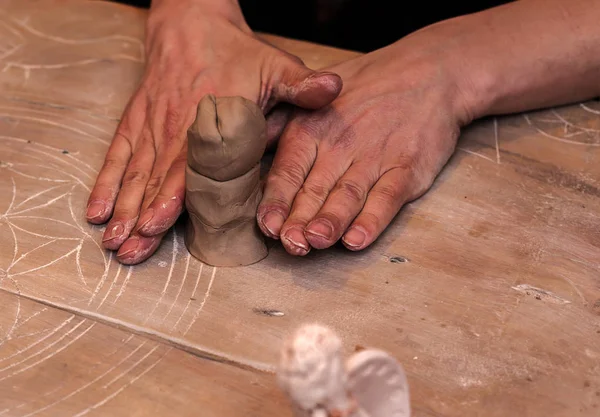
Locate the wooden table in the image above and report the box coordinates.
[0,1,598,416]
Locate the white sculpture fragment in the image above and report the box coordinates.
[277,324,411,417]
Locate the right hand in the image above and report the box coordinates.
[86,0,342,265]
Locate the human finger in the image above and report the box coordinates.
[265,103,293,148]
[304,162,378,250]
[116,233,165,265]
[86,100,145,224]
[269,55,342,110]
[257,120,318,240]
[278,151,351,255]
[102,137,156,250]
[136,150,186,236]
[341,167,415,251]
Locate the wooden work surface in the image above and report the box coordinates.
[0,1,599,416]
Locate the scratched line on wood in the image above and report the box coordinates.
[7,16,143,47]
[145,230,180,325]
[493,117,501,164]
[0,321,94,381]
[523,111,600,146]
[457,147,497,163]
[160,252,191,327]
[0,112,138,411]
[0,15,144,81]
[0,316,75,364]
[184,266,218,336]
[0,95,222,415]
[0,10,196,414]
[172,263,204,332]
[13,337,161,417]
[72,349,168,417]
[580,103,600,115]
[0,112,109,145]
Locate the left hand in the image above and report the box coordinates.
[257,40,472,255]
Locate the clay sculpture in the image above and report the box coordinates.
[277,324,411,417]
[184,94,268,267]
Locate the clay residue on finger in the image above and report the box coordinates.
[187,94,267,181]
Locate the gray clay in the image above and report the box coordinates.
[184,94,268,267]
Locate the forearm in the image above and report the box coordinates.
[436,0,600,121]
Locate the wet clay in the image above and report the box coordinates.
[184,94,268,267]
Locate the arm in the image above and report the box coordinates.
[256,0,600,255]
[436,0,600,121]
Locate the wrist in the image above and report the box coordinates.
[382,20,483,128]
[148,0,249,32]
[423,18,497,125]
[397,17,496,126]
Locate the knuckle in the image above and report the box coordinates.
[297,181,329,205]
[334,178,366,203]
[171,152,188,170]
[267,162,306,189]
[284,117,322,140]
[329,125,355,152]
[356,212,380,234]
[122,169,149,187]
[111,205,137,221]
[102,156,126,172]
[114,129,134,148]
[114,109,141,146]
[371,181,403,204]
[145,175,164,193]
[393,149,420,172]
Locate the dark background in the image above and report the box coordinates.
[112,0,511,52]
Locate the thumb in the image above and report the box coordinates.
[273,59,343,110]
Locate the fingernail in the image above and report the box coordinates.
[262,211,285,237]
[103,222,124,242]
[342,227,366,248]
[117,236,139,258]
[281,227,310,255]
[305,219,333,240]
[86,200,106,220]
[137,208,155,232]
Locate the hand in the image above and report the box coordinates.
[85,0,342,264]
[257,38,472,255]
[257,0,600,256]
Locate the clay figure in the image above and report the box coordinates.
[277,324,411,417]
[184,94,268,267]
